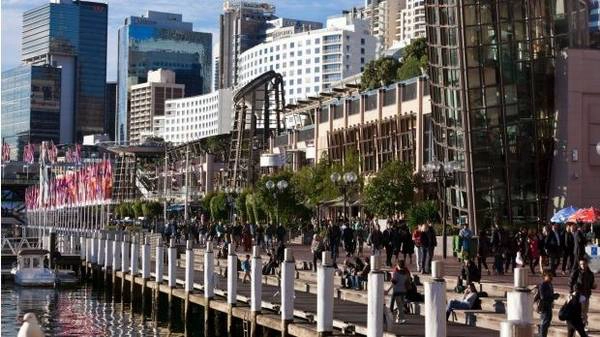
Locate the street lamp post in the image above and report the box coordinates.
[266,179,288,225]
[224,187,241,225]
[423,160,459,259]
[330,171,358,221]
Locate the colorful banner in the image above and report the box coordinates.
[1,142,10,162]
[25,159,113,211]
[23,143,35,165]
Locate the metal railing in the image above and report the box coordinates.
[1,236,41,255]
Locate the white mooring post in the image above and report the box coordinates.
[112,234,121,271]
[425,261,447,337]
[317,251,334,336]
[155,237,164,283]
[168,238,177,288]
[91,232,98,264]
[227,243,237,306]
[204,241,214,299]
[142,236,151,280]
[185,240,194,292]
[281,248,295,333]
[104,234,113,269]
[130,235,139,275]
[500,268,533,337]
[250,246,262,312]
[97,232,105,267]
[69,234,76,254]
[121,235,130,273]
[368,255,384,337]
[80,235,86,260]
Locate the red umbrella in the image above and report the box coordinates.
[567,207,600,223]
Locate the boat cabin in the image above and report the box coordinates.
[16,249,50,270]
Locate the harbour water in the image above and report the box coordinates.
[1,284,184,337]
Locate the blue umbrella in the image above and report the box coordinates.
[551,206,578,224]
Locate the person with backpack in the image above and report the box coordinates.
[536,271,558,337]
[560,284,589,337]
[387,260,410,324]
[568,258,596,329]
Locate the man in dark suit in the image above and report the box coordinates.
[544,223,562,275]
[572,224,587,264]
[562,223,575,275]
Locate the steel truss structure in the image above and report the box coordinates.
[228,71,285,188]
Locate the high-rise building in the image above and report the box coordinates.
[395,0,426,47]
[237,16,377,105]
[117,11,212,143]
[1,65,61,159]
[105,82,117,141]
[218,1,276,89]
[154,89,233,145]
[425,0,557,229]
[213,56,220,92]
[21,0,108,143]
[128,69,185,144]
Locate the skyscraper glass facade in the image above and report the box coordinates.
[117,11,212,143]
[425,0,556,229]
[1,65,61,159]
[21,0,107,142]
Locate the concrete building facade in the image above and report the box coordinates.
[128,69,184,144]
[155,89,233,145]
[549,48,600,214]
[237,16,377,104]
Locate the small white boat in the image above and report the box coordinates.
[11,249,56,287]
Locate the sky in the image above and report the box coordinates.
[1,0,362,81]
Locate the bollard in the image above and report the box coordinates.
[112,234,121,271]
[130,235,139,275]
[367,255,384,337]
[70,235,76,254]
[227,243,237,305]
[155,237,164,283]
[97,233,105,267]
[425,260,446,337]
[250,246,262,337]
[227,243,237,335]
[185,240,194,292]
[121,235,130,273]
[317,251,334,336]
[502,268,533,337]
[85,236,92,263]
[79,235,86,260]
[105,234,113,269]
[281,248,295,336]
[204,241,215,299]
[142,236,151,279]
[203,241,214,337]
[168,238,176,288]
[91,233,98,264]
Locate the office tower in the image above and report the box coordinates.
[218,1,276,89]
[105,82,117,141]
[155,89,233,145]
[425,0,557,229]
[21,0,108,143]
[213,56,220,92]
[1,65,61,159]
[117,11,212,143]
[238,16,376,104]
[128,69,185,144]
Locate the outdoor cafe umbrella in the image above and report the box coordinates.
[550,206,578,224]
[567,207,600,224]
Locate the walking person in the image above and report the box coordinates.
[545,223,563,275]
[528,228,542,274]
[536,271,558,337]
[387,260,409,324]
[568,258,596,330]
[311,234,324,271]
[491,222,506,275]
[562,284,589,337]
[424,223,437,274]
[562,223,576,275]
[458,223,473,261]
[477,229,491,275]
[419,224,430,274]
[241,254,251,284]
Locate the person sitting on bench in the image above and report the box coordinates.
[446,283,480,320]
[457,259,481,291]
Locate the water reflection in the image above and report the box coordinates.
[1,285,183,337]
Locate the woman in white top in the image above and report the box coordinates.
[446,283,479,320]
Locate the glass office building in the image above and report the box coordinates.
[117,11,212,143]
[425,0,557,230]
[21,0,107,142]
[1,65,61,159]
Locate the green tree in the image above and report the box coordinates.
[397,56,423,80]
[360,57,401,90]
[255,170,310,226]
[404,37,428,60]
[235,190,248,222]
[132,201,144,218]
[363,160,417,217]
[142,201,163,220]
[407,200,438,229]
[209,192,229,221]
